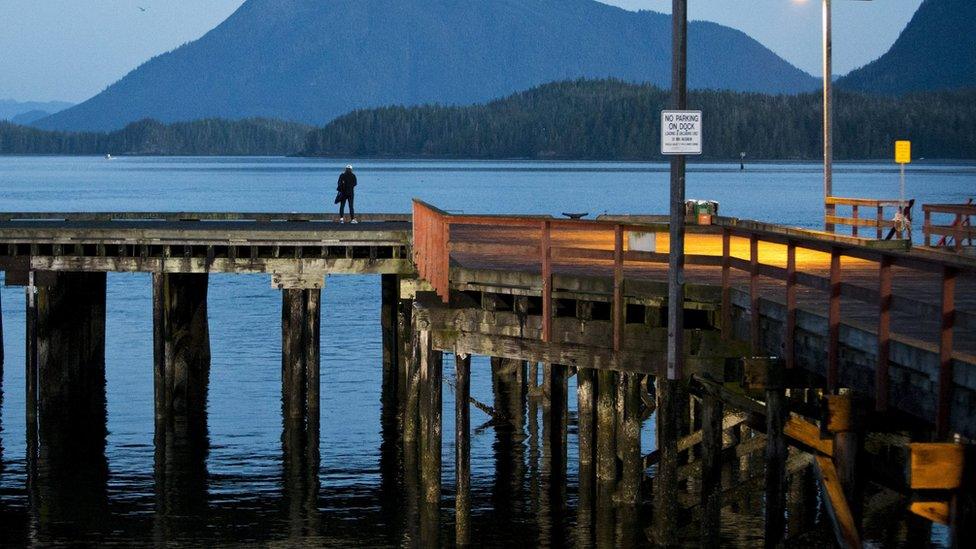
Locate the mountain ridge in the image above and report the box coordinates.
[838,0,976,95]
[35,0,818,132]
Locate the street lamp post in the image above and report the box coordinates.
[823,0,834,232]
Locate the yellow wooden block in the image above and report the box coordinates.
[910,443,964,490]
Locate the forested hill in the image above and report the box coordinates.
[0,118,309,156]
[838,0,976,95]
[302,80,976,161]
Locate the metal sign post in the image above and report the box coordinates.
[666,0,689,383]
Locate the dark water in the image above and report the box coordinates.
[0,157,972,546]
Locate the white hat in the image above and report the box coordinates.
[346,164,353,170]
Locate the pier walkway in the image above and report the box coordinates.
[1,205,975,547]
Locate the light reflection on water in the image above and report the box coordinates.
[1,157,970,546]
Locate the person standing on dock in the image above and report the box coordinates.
[335,165,358,223]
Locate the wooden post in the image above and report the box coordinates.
[667,0,688,382]
[876,256,892,411]
[700,392,724,546]
[153,273,211,428]
[785,242,797,369]
[381,274,399,409]
[281,288,321,425]
[541,221,552,343]
[618,373,642,505]
[613,224,624,352]
[876,205,884,240]
[417,328,442,504]
[654,377,681,545]
[764,362,787,548]
[828,249,841,392]
[750,234,761,354]
[25,281,38,430]
[32,271,108,443]
[937,267,957,439]
[851,205,859,237]
[26,272,110,533]
[721,229,732,340]
[455,354,471,546]
[576,367,596,546]
[596,370,618,500]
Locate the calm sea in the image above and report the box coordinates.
[0,156,972,547]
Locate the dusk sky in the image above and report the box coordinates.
[1,0,924,103]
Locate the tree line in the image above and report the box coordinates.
[0,118,309,156]
[3,79,974,160]
[303,79,976,160]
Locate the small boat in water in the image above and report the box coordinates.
[105,153,113,160]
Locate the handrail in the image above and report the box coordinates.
[412,201,972,438]
[824,196,913,240]
[923,199,974,250]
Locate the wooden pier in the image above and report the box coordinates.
[1,206,974,546]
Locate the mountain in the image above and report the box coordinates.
[1,118,310,156]
[303,79,976,160]
[0,99,73,122]
[36,0,817,132]
[838,0,976,95]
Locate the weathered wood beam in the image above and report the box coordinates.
[455,353,471,547]
[814,454,863,549]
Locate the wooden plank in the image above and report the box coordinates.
[814,454,863,549]
[721,228,732,340]
[909,443,964,490]
[910,501,950,525]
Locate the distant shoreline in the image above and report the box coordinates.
[2,153,974,167]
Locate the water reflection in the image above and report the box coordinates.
[29,364,109,544]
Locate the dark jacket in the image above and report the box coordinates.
[337,171,357,197]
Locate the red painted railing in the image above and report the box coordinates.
[413,200,976,437]
[924,200,975,251]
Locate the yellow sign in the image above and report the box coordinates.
[895,140,911,164]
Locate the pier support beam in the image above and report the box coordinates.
[654,377,683,545]
[381,274,399,407]
[416,325,442,505]
[455,353,471,546]
[281,288,321,424]
[700,392,724,546]
[25,271,109,536]
[152,273,211,535]
[576,367,597,546]
[153,273,211,429]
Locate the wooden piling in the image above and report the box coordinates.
[596,369,618,498]
[577,367,596,546]
[28,271,110,533]
[281,288,321,423]
[764,366,787,548]
[153,273,211,426]
[700,392,724,546]
[381,274,399,400]
[417,327,442,504]
[617,373,642,505]
[455,353,471,546]
[654,377,681,545]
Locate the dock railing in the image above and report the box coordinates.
[923,200,975,251]
[825,196,913,240]
[413,199,976,438]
